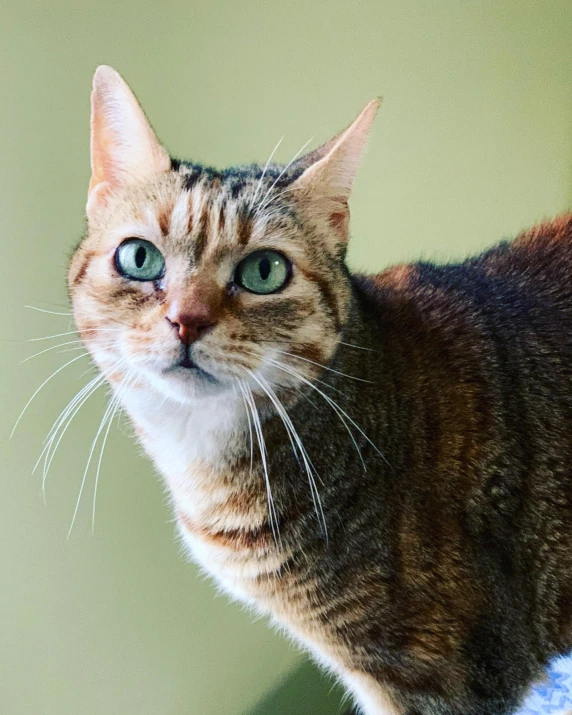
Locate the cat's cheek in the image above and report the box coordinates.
[106,367,129,385]
[88,349,121,377]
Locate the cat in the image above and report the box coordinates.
[68,65,572,715]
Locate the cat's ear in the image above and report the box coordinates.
[87,65,170,217]
[290,98,380,244]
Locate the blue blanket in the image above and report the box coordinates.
[517,656,572,714]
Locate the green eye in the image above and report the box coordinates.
[115,239,165,281]
[234,250,291,295]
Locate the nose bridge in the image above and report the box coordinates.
[165,275,222,345]
[170,276,221,316]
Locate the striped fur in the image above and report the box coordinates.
[68,68,572,715]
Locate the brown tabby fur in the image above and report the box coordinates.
[68,67,572,714]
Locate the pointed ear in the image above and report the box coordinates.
[87,65,170,217]
[290,98,380,244]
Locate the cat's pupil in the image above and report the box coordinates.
[259,257,271,281]
[135,246,146,268]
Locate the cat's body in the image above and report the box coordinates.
[120,216,572,715]
[68,67,572,714]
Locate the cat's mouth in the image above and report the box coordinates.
[178,352,199,370]
[163,346,217,383]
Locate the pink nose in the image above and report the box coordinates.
[165,302,215,345]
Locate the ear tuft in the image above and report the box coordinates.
[87,66,170,217]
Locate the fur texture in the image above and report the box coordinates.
[69,67,572,715]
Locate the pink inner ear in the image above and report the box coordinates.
[86,180,111,216]
[330,211,348,229]
[90,105,121,191]
[328,200,349,232]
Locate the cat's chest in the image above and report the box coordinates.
[119,386,284,595]
[118,385,352,676]
[120,386,240,477]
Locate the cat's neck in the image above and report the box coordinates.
[119,383,246,500]
[113,294,395,613]
[121,295,385,528]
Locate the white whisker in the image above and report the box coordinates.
[247,370,328,541]
[36,375,102,472]
[55,345,109,356]
[253,374,302,472]
[28,328,123,342]
[91,397,120,533]
[255,137,314,215]
[92,369,134,533]
[240,379,280,544]
[20,339,87,364]
[292,383,319,410]
[39,373,109,490]
[268,358,366,470]
[266,356,389,469]
[35,357,128,492]
[236,380,254,472]
[24,305,72,316]
[338,340,377,352]
[78,364,102,380]
[274,348,375,383]
[249,135,285,211]
[41,373,104,448]
[255,185,302,210]
[10,353,92,439]
[67,383,122,538]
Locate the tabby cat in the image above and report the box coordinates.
[68,66,572,715]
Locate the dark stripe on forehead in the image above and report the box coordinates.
[187,197,194,235]
[190,212,204,262]
[157,204,172,236]
[193,201,210,262]
[237,208,253,246]
[176,161,224,189]
[297,265,342,332]
[202,201,211,244]
[182,171,201,192]
[230,179,249,199]
[219,203,226,233]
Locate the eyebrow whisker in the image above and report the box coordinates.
[255,136,314,216]
[249,135,285,211]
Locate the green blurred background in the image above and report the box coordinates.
[1,1,571,714]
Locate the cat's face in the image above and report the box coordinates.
[70,169,351,402]
[69,67,378,403]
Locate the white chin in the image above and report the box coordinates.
[145,365,227,403]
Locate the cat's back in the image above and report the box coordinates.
[354,213,572,438]
[356,213,572,336]
[476,212,572,309]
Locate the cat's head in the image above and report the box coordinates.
[69,66,379,403]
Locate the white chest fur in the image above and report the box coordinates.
[117,384,277,596]
[115,383,394,714]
